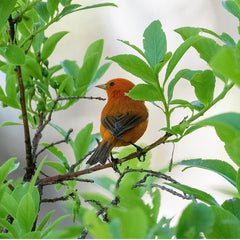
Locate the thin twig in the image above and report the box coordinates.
[85,199,109,222]
[69,148,97,173]
[35,128,73,158]
[135,183,195,200]
[41,193,74,203]
[79,228,88,239]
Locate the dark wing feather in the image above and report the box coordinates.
[102,113,145,139]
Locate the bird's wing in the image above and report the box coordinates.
[102,113,145,139]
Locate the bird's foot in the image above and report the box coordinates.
[110,153,121,173]
[130,142,146,162]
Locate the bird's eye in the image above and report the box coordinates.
[109,82,115,86]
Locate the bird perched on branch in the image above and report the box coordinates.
[87,78,148,165]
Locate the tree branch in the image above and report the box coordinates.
[36,132,172,186]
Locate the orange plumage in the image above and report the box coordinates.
[87,78,148,165]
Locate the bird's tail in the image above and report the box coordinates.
[86,141,113,165]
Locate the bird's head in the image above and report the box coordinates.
[96,78,135,98]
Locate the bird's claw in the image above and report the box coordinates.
[130,142,146,162]
[110,153,121,173]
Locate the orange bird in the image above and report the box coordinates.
[87,78,148,165]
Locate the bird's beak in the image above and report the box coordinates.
[95,83,107,90]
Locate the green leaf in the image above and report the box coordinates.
[210,45,240,86]
[222,0,240,20]
[175,27,221,63]
[16,193,37,233]
[0,218,18,238]
[73,123,93,161]
[0,158,16,185]
[49,123,74,148]
[206,205,240,238]
[167,69,190,102]
[190,70,215,106]
[40,143,69,169]
[118,39,147,62]
[34,2,50,22]
[46,225,84,239]
[178,158,237,187]
[128,83,163,101]
[77,39,104,95]
[108,207,149,238]
[0,0,17,32]
[47,0,60,17]
[6,65,17,99]
[88,62,111,90]
[166,182,219,206]
[41,31,68,60]
[83,210,111,238]
[41,215,70,238]
[108,54,156,84]
[143,20,167,68]
[237,168,240,193]
[81,192,111,206]
[44,161,67,174]
[5,45,25,65]
[24,56,42,80]
[92,176,116,192]
[222,198,240,220]
[196,113,240,166]
[36,81,51,98]
[61,60,79,82]
[37,210,55,231]
[165,35,202,82]
[176,202,214,239]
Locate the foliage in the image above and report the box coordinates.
[1,0,240,239]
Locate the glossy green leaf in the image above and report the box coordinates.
[5,45,25,65]
[190,70,215,106]
[166,182,219,206]
[178,158,237,187]
[77,39,104,95]
[206,206,240,238]
[128,83,163,101]
[73,123,93,161]
[237,169,240,193]
[6,64,17,99]
[222,198,240,220]
[41,31,68,60]
[108,54,156,84]
[143,20,167,68]
[177,202,214,239]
